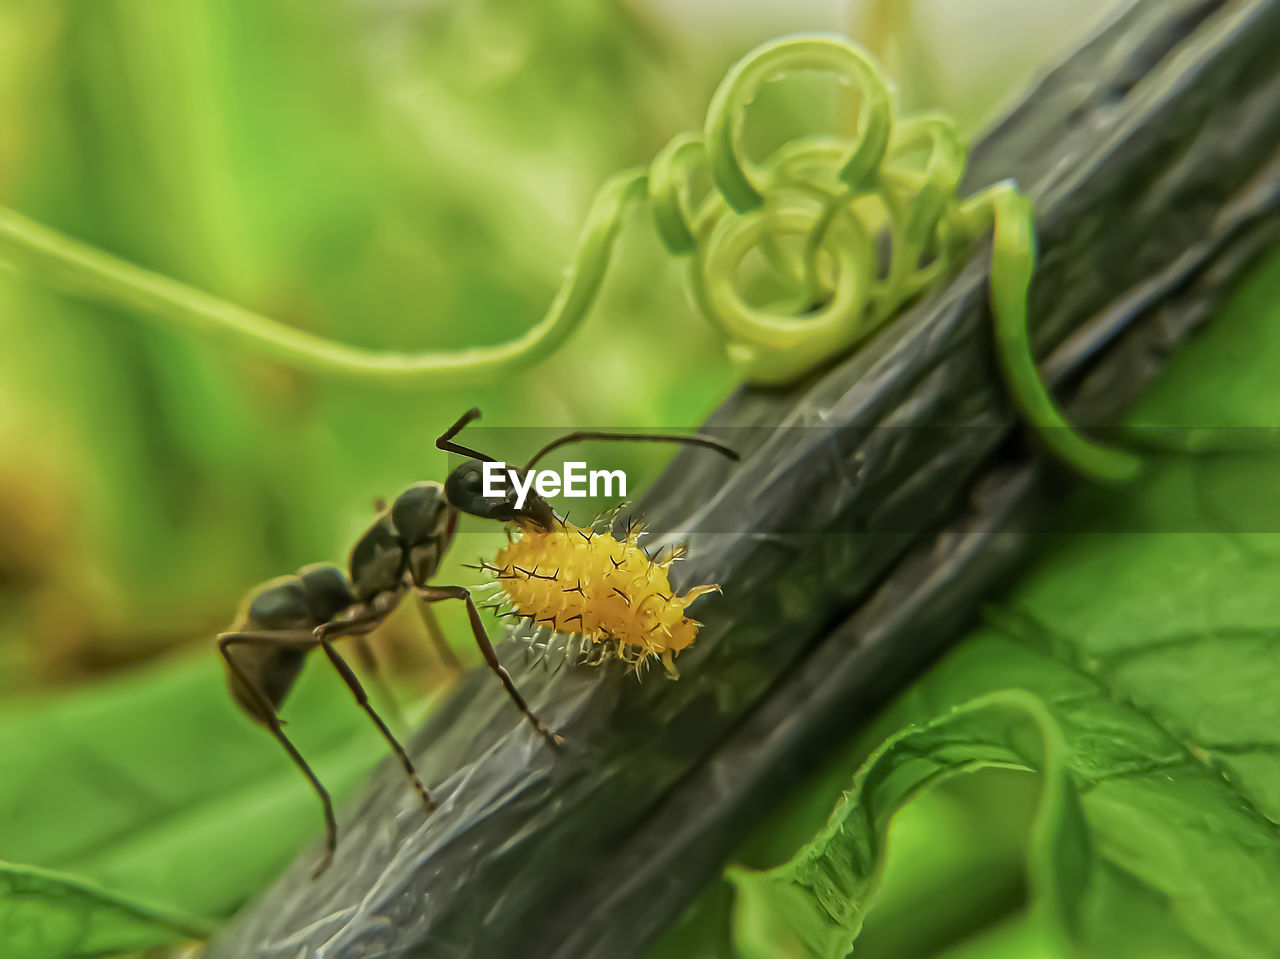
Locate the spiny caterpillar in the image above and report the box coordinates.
[475,515,717,677]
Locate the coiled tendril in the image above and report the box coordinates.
[651,35,1139,483]
[0,34,1138,482]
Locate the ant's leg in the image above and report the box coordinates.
[317,604,408,728]
[313,619,437,815]
[349,635,409,734]
[435,407,492,461]
[412,595,463,674]
[416,585,563,749]
[216,630,337,878]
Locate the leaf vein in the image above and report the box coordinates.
[990,604,1280,832]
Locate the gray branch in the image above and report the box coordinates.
[208,1,1280,956]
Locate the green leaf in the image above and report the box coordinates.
[726,253,1280,957]
[0,649,418,952]
[727,692,1084,959]
[0,860,211,959]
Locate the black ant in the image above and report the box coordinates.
[218,408,737,876]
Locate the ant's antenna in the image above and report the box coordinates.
[523,430,739,472]
[436,407,496,462]
[438,408,741,471]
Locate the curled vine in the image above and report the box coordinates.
[0,34,1137,481]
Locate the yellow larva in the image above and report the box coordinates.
[485,517,718,676]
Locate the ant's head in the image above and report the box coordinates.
[435,406,738,533]
[443,459,557,531]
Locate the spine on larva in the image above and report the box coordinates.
[483,518,717,676]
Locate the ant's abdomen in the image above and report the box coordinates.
[227,644,308,723]
[223,573,339,725]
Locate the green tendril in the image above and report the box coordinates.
[0,170,646,389]
[703,34,893,212]
[648,131,707,255]
[682,33,1139,483]
[978,184,1143,484]
[0,34,1137,482]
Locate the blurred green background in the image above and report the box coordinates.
[0,0,1124,691]
[0,1,1135,957]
